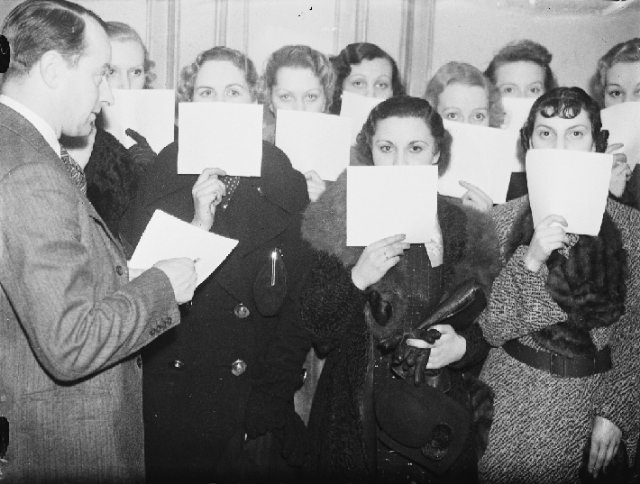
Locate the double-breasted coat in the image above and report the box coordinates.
[120,140,313,482]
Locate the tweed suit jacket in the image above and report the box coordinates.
[0,103,180,483]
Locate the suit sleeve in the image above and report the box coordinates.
[0,162,180,382]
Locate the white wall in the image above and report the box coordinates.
[1,0,639,97]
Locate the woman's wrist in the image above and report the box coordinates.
[191,215,213,231]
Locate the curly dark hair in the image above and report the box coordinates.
[591,38,640,107]
[329,42,405,115]
[425,61,504,128]
[355,95,452,175]
[519,87,608,154]
[484,39,557,95]
[177,46,258,102]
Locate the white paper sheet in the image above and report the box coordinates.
[275,110,352,181]
[177,102,263,176]
[102,89,175,154]
[501,97,536,132]
[601,102,640,169]
[437,121,516,203]
[346,165,438,246]
[339,91,384,145]
[129,209,239,286]
[526,149,613,236]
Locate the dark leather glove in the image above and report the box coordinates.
[125,128,157,166]
[391,281,487,385]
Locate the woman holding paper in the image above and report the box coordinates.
[328,42,405,115]
[262,45,336,202]
[299,95,500,482]
[592,38,640,210]
[478,87,640,483]
[63,21,157,239]
[425,61,504,213]
[120,45,314,483]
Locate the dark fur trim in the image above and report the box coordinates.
[85,129,149,235]
[505,205,628,357]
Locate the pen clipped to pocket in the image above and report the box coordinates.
[253,247,288,317]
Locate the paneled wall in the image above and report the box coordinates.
[1,0,638,97]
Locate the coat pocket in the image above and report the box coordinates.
[253,248,288,317]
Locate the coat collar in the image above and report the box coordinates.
[144,140,308,216]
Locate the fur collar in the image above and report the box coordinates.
[301,168,500,298]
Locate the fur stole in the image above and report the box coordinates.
[301,169,500,339]
[505,205,628,357]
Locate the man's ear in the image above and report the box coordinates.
[38,50,65,89]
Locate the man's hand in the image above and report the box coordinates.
[154,258,197,304]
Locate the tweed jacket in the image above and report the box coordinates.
[119,140,313,480]
[0,103,180,483]
[479,196,640,483]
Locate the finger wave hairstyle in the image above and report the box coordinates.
[355,95,452,176]
[177,46,258,102]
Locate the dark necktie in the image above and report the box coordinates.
[59,146,87,195]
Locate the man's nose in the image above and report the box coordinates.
[100,76,115,106]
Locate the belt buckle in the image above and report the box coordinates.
[549,353,566,376]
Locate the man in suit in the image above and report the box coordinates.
[0,1,197,481]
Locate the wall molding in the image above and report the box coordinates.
[355,0,369,41]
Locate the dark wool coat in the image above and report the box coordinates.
[85,128,154,238]
[119,141,313,483]
[298,170,500,482]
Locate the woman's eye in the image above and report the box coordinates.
[306,93,318,102]
[227,88,241,97]
[501,86,513,94]
[474,112,486,121]
[352,80,364,88]
[530,86,542,95]
[107,67,116,77]
[379,145,392,153]
[409,145,423,153]
[571,130,584,138]
[375,82,389,90]
[445,112,459,120]
[279,93,291,102]
[200,89,212,97]
[539,129,550,137]
[607,89,622,98]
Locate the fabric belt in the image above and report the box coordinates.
[502,339,612,378]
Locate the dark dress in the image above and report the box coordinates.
[119,140,313,483]
[298,171,500,483]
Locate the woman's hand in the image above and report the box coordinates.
[607,144,631,198]
[588,416,622,478]
[523,214,568,272]
[305,170,326,202]
[406,324,466,369]
[191,167,227,231]
[459,180,493,213]
[351,234,410,290]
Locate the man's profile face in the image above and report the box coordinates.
[59,16,112,137]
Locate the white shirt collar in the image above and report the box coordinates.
[0,94,61,155]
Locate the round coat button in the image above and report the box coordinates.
[171,359,184,369]
[233,303,250,319]
[116,265,124,276]
[231,359,247,376]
